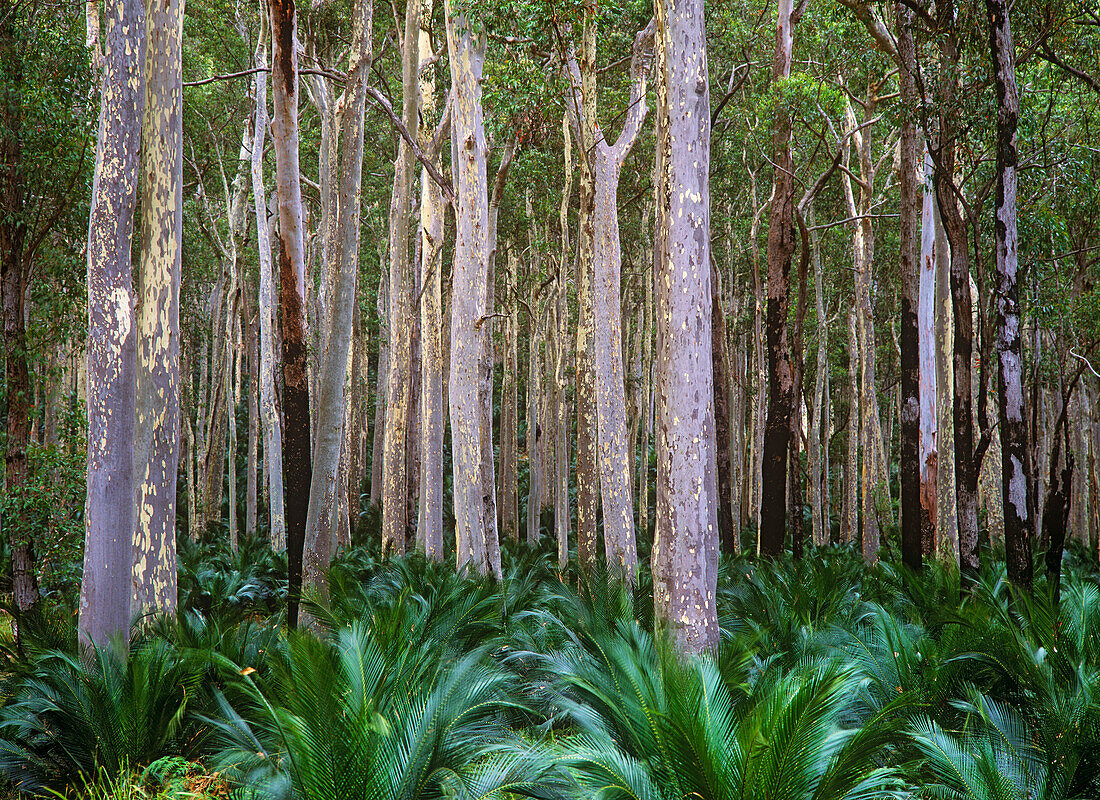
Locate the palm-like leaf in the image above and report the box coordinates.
[0,638,203,791]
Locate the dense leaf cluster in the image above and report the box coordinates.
[1,540,1099,799]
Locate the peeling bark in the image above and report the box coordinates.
[417,0,447,560]
[651,0,718,654]
[446,0,488,574]
[132,0,183,615]
[987,0,1031,589]
[897,1,922,570]
[303,0,372,599]
[381,0,420,556]
[81,0,145,649]
[269,0,313,626]
[251,44,286,550]
[933,0,979,581]
[759,0,797,558]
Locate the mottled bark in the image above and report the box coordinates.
[303,0,372,597]
[251,48,286,550]
[446,0,488,574]
[809,215,829,548]
[370,268,387,507]
[480,137,515,579]
[573,8,598,565]
[269,0,313,626]
[843,310,859,545]
[246,288,259,536]
[498,246,519,543]
[525,281,544,546]
[381,0,420,556]
[919,152,939,558]
[564,18,653,579]
[132,0,182,615]
[935,206,958,562]
[987,0,1031,589]
[760,0,797,558]
[81,0,145,649]
[897,1,922,570]
[418,2,446,560]
[934,0,979,580]
[651,0,718,654]
[554,123,572,571]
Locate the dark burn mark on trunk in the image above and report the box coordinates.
[278,238,311,628]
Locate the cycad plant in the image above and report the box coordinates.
[202,618,562,800]
[530,591,906,800]
[909,690,1083,800]
[0,638,203,792]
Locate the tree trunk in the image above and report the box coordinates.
[381,0,420,556]
[554,120,573,571]
[498,245,519,543]
[246,286,259,537]
[303,0,372,597]
[370,269,387,507]
[269,0,313,626]
[446,0,488,574]
[843,309,859,545]
[564,20,653,578]
[251,51,286,550]
[712,262,736,554]
[652,0,718,654]
[481,137,515,578]
[81,0,145,649]
[418,0,446,560]
[919,152,939,558]
[897,2,922,570]
[987,0,1031,588]
[760,0,797,558]
[934,0,979,581]
[809,215,829,548]
[525,280,544,546]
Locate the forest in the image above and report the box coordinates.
[0,0,1099,796]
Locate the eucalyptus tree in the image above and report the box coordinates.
[564,17,655,581]
[303,0,374,598]
[132,0,185,614]
[759,0,799,558]
[81,0,145,648]
[381,0,420,556]
[932,0,980,580]
[651,0,718,654]
[268,0,313,626]
[446,0,490,575]
[417,0,447,562]
[987,0,1031,589]
[250,24,285,551]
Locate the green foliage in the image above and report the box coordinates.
[0,640,204,792]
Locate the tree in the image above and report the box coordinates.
[564,17,655,580]
[897,0,923,570]
[987,0,1030,588]
[250,24,286,551]
[269,0,312,626]
[132,0,185,615]
[759,0,798,559]
[80,0,146,648]
[446,0,489,575]
[651,0,718,654]
[303,0,373,602]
